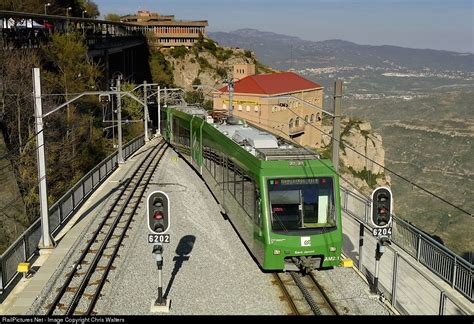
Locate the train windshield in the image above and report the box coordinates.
[268,177,336,233]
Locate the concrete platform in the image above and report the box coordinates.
[342,211,473,315]
[0,137,160,315]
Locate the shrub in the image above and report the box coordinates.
[169,46,189,59]
[216,67,227,78]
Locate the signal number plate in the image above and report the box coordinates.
[372,227,392,237]
[148,234,170,244]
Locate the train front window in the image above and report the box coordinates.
[268,177,336,232]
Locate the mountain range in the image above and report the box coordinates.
[209,29,474,72]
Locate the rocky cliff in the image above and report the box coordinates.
[157,37,276,96]
[321,117,391,194]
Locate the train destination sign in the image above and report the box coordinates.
[269,178,323,186]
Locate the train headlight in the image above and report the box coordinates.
[329,247,337,252]
[273,249,281,255]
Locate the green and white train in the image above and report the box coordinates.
[162,106,342,271]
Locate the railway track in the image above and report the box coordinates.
[273,271,339,315]
[46,140,168,316]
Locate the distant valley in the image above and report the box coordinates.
[210,29,474,259]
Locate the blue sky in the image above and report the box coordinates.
[94,0,473,53]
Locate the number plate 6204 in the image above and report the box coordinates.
[372,227,392,237]
[148,234,170,244]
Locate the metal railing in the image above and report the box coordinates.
[0,135,145,294]
[340,186,473,314]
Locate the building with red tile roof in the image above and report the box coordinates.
[217,72,322,95]
[213,70,324,148]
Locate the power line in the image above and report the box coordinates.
[282,106,471,216]
[249,116,382,197]
[247,107,470,216]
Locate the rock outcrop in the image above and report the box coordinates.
[159,36,276,95]
[321,117,391,195]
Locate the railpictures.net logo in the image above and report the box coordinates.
[1,318,125,323]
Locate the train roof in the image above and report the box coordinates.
[172,106,321,161]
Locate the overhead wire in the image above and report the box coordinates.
[279,105,471,216]
[234,105,471,216]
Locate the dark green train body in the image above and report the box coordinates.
[162,107,342,271]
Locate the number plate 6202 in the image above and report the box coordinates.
[372,227,392,237]
[148,234,170,244]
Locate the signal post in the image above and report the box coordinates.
[147,191,171,313]
[370,187,393,295]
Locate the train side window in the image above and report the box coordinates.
[243,177,255,219]
[235,167,243,206]
[215,154,224,185]
[228,160,236,196]
[210,149,216,178]
[227,159,234,194]
[203,146,211,172]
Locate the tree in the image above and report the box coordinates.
[149,50,174,87]
[0,0,99,17]
[104,13,122,22]
[185,90,204,106]
[40,32,101,185]
[81,0,100,18]
[0,0,42,13]
[0,48,42,223]
[41,33,101,107]
[120,82,144,121]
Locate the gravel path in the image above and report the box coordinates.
[96,148,286,315]
[311,267,392,315]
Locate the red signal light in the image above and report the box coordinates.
[154,213,163,220]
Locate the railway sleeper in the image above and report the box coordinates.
[81,249,98,253]
[96,265,116,271]
[81,293,95,300]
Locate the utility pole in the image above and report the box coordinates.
[33,68,55,249]
[144,81,149,142]
[332,80,342,173]
[157,86,161,135]
[116,76,124,164]
[226,77,234,117]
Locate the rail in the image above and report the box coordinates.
[340,186,473,314]
[0,135,145,294]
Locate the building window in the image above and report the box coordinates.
[223,104,227,110]
[305,115,309,123]
[295,117,300,127]
[238,105,242,111]
[246,105,250,112]
[289,118,294,128]
[254,106,259,112]
[310,114,315,122]
[316,113,321,121]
